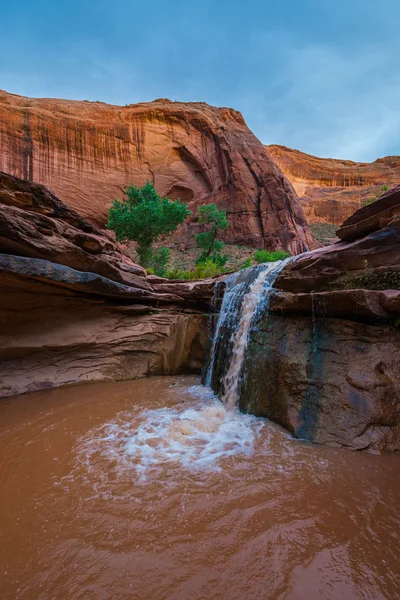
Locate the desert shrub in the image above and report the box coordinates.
[240,257,253,270]
[310,223,338,245]
[166,259,228,280]
[107,181,190,266]
[362,185,390,207]
[362,196,378,207]
[166,267,192,280]
[254,249,290,263]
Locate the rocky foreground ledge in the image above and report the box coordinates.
[240,186,400,452]
[0,171,213,398]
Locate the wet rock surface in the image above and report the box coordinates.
[241,314,400,453]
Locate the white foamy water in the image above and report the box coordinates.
[77,385,265,484]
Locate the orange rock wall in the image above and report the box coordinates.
[0,90,315,254]
[267,144,400,226]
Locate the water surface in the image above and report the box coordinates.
[0,376,399,599]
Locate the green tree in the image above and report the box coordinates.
[106,181,191,267]
[195,203,229,265]
[149,247,171,277]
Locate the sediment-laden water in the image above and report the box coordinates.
[1,376,399,600]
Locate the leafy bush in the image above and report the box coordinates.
[195,204,229,265]
[240,257,253,270]
[166,259,228,280]
[194,259,221,278]
[107,181,190,266]
[254,249,290,263]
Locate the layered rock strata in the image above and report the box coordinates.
[0,90,315,253]
[0,172,211,398]
[267,144,400,226]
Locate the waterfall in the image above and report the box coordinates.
[206,259,291,410]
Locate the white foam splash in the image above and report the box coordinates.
[77,386,264,483]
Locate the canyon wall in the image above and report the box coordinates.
[0,90,315,254]
[0,172,211,398]
[267,144,400,226]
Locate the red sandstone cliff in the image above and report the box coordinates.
[0,90,315,254]
[267,144,400,226]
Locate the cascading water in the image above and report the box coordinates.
[206,259,291,409]
[69,260,291,483]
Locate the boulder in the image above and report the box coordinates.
[233,186,400,452]
[337,184,400,242]
[276,185,400,294]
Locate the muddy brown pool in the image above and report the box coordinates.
[0,376,399,600]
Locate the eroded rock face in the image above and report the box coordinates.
[267,144,400,226]
[0,90,315,253]
[0,172,212,397]
[0,273,207,398]
[0,171,214,306]
[241,314,400,453]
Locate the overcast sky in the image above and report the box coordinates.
[1,0,399,161]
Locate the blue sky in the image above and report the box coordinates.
[1,0,399,161]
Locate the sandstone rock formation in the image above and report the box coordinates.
[0,272,207,398]
[242,314,400,452]
[0,90,316,253]
[240,186,400,452]
[267,144,400,226]
[275,184,400,293]
[0,172,212,398]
